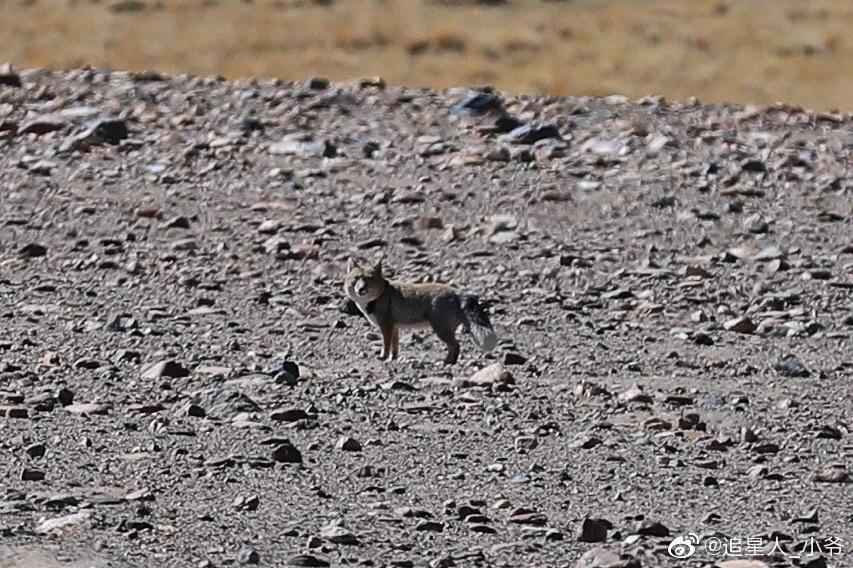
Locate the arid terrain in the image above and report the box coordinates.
[4,0,853,111]
[1,60,852,567]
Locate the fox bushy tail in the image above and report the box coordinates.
[461,295,498,352]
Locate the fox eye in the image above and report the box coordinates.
[354,278,367,295]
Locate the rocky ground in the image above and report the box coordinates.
[0,65,852,568]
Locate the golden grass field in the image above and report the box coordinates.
[4,0,853,111]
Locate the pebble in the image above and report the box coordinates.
[449,91,505,116]
[335,436,362,452]
[500,121,561,145]
[0,63,21,87]
[0,406,29,419]
[269,134,336,158]
[319,521,359,545]
[723,316,756,334]
[617,385,653,404]
[236,545,260,565]
[744,213,770,233]
[141,360,190,379]
[508,510,547,526]
[575,547,639,568]
[19,114,68,136]
[774,355,810,377]
[568,433,602,449]
[286,554,330,567]
[233,495,260,511]
[35,511,92,533]
[64,403,110,415]
[514,436,538,452]
[414,520,444,532]
[454,363,514,388]
[812,464,848,483]
[635,520,670,537]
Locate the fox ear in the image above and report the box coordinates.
[346,257,353,273]
[372,257,383,277]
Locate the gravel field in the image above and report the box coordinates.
[0,65,852,568]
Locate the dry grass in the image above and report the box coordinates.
[3,0,853,111]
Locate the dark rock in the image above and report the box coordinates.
[485,114,525,134]
[0,63,22,87]
[56,388,75,406]
[85,117,129,145]
[19,243,47,258]
[271,442,303,464]
[692,331,714,345]
[271,407,310,422]
[576,517,612,542]
[414,520,444,532]
[635,520,670,537]
[307,77,330,90]
[341,298,361,316]
[182,403,206,418]
[449,91,505,116]
[774,355,810,378]
[723,316,756,334]
[741,158,767,173]
[502,352,528,365]
[21,468,45,481]
[0,406,29,419]
[269,360,300,380]
[25,443,46,459]
[286,554,330,567]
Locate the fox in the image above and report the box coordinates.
[343,257,498,364]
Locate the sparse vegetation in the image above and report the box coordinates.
[3,0,853,109]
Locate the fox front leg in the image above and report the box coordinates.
[379,322,397,362]
[390,327,400,360]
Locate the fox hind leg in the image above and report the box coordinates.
[430,321,460,365]
[390,327,400,360]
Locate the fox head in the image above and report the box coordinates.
[344,257,386,303]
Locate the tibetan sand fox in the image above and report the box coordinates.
[343,258,498,364]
